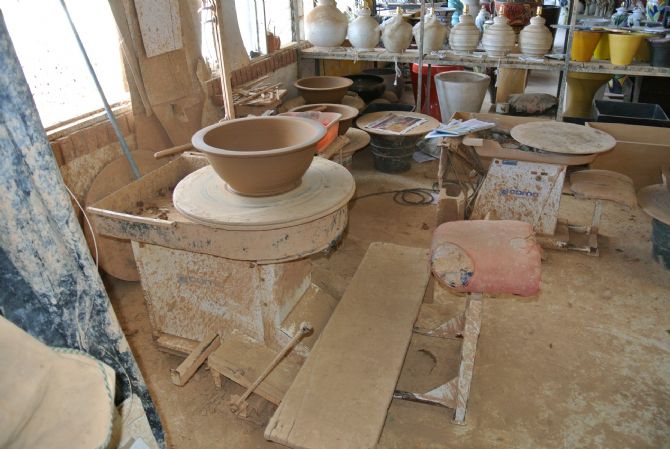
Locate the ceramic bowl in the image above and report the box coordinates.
[295,76,354,104]
[289,103,360,135]
[192,116,326,197]
[345,74,386,103]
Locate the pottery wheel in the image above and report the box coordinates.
[510,121,616,155]
[342,127,371,155]
[173,157,355,231]
[638,184,670,225]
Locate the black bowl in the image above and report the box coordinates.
[345,74,386,103]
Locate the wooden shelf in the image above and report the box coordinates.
[300,46,670,77]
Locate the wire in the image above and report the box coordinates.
[64,184,99,269]
[353,186,438,206]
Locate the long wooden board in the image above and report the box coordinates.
[265,242,430,449]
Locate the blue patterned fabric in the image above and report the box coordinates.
[0,11,164,446]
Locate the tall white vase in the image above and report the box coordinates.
[413,12,449,53]
[381,8,413,53]
[481,15,516,56]
[449,9,481,51]
[519,13,553,56]
[348,6,381,50]
[305,0,348,48]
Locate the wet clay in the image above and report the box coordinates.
[294,76,354,104]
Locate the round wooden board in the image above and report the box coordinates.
[173,157,356,231]
[341,127,371,155]
[85,151,168,281]
[510,121,616,155]
[356,111,440,136]
[638,184,670,225]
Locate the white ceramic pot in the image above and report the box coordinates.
[434,71,491,122]
[348,6,381,50]
[413,13,449,53]
[449,12,481,51]
[381,8,413,53]
[481,15,516,56]
[305,0,348,48]
[519,14,553,56]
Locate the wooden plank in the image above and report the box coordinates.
[208,336,301,405]
[265,243,431,449]
[156,333,198,356]
[170,332,220,386]
[134,0,183,58]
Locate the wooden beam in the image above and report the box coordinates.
[170,332,221,386]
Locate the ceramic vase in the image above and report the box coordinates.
[449,8,482,51]
[494,0,543,32]
[348,5,381,50]
[413,12,449,53]
[305,0,348,48]
[570,30,602,61]
[481,15,516,56]
[463,0,482,16]
[449,0,465,25]
[434,71,491,122]
[628,7,644,26]
[381,8,413,53]
[646,0,667,23]
[611,4,629,27]
[475,7,491,31]
[608,32,644,65]
[519,13,553,56]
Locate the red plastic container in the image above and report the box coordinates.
[411,64,464,121]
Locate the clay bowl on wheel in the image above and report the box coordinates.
[294,76,353,104]
[191,116,326,197]
[289,103,359,135]
[345,74,386,103]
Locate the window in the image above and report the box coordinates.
[0,0,128,128]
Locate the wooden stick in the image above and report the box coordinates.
[212,0,235,119]
[154,143,194,159]
[170,332,221,386]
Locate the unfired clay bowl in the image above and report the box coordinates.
[289,103,359,135]
[295,76,354,104]
[191,116,326,197]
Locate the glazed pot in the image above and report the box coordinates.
[649,37,670,67]
[362,67,405,97]
[345,74,386,103]
[295,76,354,104]
[434,71,490,122]
[348,5,381,50]
[381,7,413,53]
[305,0,348,48]
[494,0,542,32]
[519,13,553,57]
[610,5,628,27]
[449,10,482,51]
[593,32,610,60]
[564,72,611,118]
[191,116,326,197]
[413,12,449,53]
[608,32,644,65]
[570,30,602,62]
[290,103,359,135]
[481,15,516,56]
[646,0,667,23]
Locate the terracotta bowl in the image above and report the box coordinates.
[295,76,354,104]
[192,117,326,197]
[289,103,359,135]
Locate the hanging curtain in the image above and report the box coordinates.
[0,11,164,447]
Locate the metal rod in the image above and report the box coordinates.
[416,0,426,113]
[424,63,432,115]
[58,0,141,179]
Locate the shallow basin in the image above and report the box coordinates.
[295,76,353,104]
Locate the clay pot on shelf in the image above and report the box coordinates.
[381,7,413,53]
[608,32,644,65]
[628,7,644,26]
[481,15,516,56]
[494,0,542,32]
[570,30,603,62]
[305,0,348,48]
[634,32,655,62]
[434,71,491,122]
[449,7,482,51]
[345,74,386,103]
[348,4,381,50]
[413,11,449,53]
[646,0,667,23]
[289,103,359,135]
[519,10,553,57]
[649,37,670,67]
[610,4,629,27]
[564,72,611,118]
[191,116,326,197]
[294,76,354,104]
[266,32,281,53]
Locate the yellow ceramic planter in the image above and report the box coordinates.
[593,33,610,60]
[565,72,612,118]
[571,30,603,62]
[609,33,644,65]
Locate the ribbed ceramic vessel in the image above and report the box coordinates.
[348,6,380,50]
[305,0,348,48]
[449,12,481,51]
[413,13,448,53]
[481,15,516,56]
[519,14,552,56]
[381,8,413,53]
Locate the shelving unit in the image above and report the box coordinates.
[297,1,670,121]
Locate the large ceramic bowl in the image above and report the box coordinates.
[295,76,353,104]
[289,103,359,135]
[192,116,326,197]
[345,74,386,103]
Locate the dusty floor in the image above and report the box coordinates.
[107,144,670,449]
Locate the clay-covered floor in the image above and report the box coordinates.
[106,145,670,449]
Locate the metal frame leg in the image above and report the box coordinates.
[453,293,482,424]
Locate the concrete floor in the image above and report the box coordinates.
[107,144,670,448]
